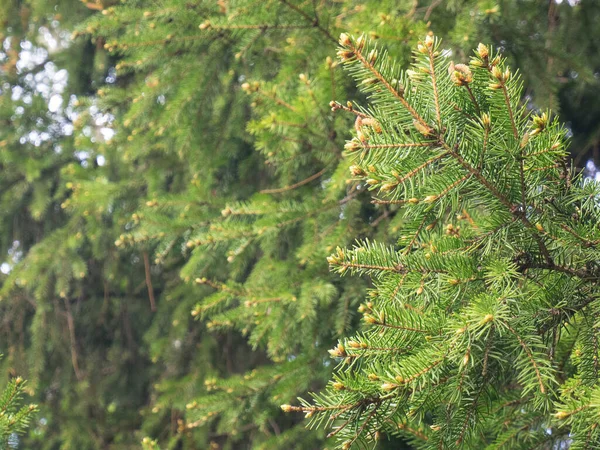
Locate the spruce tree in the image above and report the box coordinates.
[282,33,600,449]
[2,1,600,449]
[74,3,423,447]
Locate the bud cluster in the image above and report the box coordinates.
[336,33,366,62]
[326,247,345,265]
[448,62,473,87]
[530,112,548,136]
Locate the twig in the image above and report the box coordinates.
[143,251,157,312]
[260,166,328,194]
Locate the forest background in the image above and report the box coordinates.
[0,0,599,449]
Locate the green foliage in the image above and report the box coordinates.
[2,0,600,449]
[286,33,600,449]
[0,375,37,446]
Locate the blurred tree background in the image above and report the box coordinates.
[0,0,598,449]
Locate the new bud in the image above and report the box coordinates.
[476,43,489,59]
[449,62,473,86]
[355,35,365,51]
[491,65,503,80]
[350,165,366,176]
[339,33,351,47]
[413,120,432,136]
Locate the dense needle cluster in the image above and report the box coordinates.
[3,1,600,448]
[282,34,600,450]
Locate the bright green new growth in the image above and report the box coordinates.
[0,375,37,446]
[282,34,600,449]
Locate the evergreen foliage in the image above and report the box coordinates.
[0,375,37,447]
[282,33,600,449]
[1,1,600,449]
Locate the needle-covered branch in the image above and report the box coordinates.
[281,34,600,449]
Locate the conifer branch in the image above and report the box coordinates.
[332,261,405,273]
[403,213,432,255]
[456,380,485,446]
[360,142,433,150]
[482,326,495,377]
[366,320,429,334]
[397,422,429,441]
[260,166,328,194]
[208,23,316,31]
[256,90,298,112]
[329,101,369,118]
[500,82,518,141]
[402,355,446,385]
[235,29,266,59]
[342,37,430,130]
[426,40,442,130]
[244,297,285,306]
[465,85,481,115]
[478,119,490,169]
[554,404,589,420]
[442,140,555,264]
[395,151,450,184]
[326,415,353,439]
[442,142,513,210]
[278,0,337,44]
[559,224,600,248]
[62,298,83,381]
[347,405,380,446]
[350,345,412,354]
[436,174,471,199]
[371,198,411,205]
[491,418,541,449]
[143,251,157,312]
[503,322,546,394]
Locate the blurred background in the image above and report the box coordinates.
[0,0,599,448]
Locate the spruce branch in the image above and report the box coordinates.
[287,34,600,449]
[278,0,337,44]
[503,322,547,395]
[338,33,431,131]
[260,166,329,194]
[425,36,443,129]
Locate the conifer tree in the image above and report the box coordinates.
[282,33,600,449]
[2,1,600,449]
[74,3,423,447]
